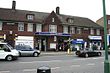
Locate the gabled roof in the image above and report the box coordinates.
[0,7,102,29]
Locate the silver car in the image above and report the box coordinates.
[15,45,40,57]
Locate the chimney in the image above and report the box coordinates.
[12,0,16,10]
[56,7,60,15]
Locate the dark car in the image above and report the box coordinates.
[15,45,41,57]
[75,48,102,58]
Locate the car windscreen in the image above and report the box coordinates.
[6,44,14,50]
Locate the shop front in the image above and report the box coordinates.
[88,36,102,50]
[35,32,71,51]
[71,39,85,51]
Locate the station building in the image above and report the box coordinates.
[0,1,103,51]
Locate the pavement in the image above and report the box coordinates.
[41,51,74,56]
[41,50,105,56]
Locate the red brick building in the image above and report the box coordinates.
[96,15,110,46]
[0,1,103,51]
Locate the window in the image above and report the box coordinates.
[52,18,55,22]
[108,20,110,24]
[0,21,2,30]
[68,19,74,23]
[27,23,33,32]
[27,15,34,20]
[70,26,75,34]
[108,29,110,34]
[49,25,57,33]
[18,22,24,31]
[36,24,42,32]
[90,28,94,35]
[96,29,100,35]
[76,28,81,34]
[63,26,68,33]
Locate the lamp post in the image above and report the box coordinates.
[102,0,109,73]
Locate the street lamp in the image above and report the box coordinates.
[102,0,110,73]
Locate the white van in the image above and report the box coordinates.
[0,43,19,61]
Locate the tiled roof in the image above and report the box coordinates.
[58,14,102,28]
[0,8,102,28]
[0,8,49,23]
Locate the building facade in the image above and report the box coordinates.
[96,15,110,47]
[0,1,103,51]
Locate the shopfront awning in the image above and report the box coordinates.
[35,32,71,36]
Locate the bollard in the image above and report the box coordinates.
[37,66,51,73]
[67,48,70,54]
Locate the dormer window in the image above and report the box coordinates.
[27,14,34,20]
[68,18,74,23]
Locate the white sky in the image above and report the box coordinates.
[0,0,110,22]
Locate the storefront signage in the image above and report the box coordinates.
[35,32,71,36]
[15,36,34,48]
[72,39,85,44]
[88,36,102,40]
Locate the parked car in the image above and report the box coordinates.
[0,43,19,61]
[75,48,102,58]
[15,45,41,57]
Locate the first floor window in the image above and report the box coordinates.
[90,28,94,35]
[108,20,110,24]
[108,29,110,34]
[49,25,57,33]
[63,26,68,33]
[0,21,2,30]
[76,28,81,34]
[18,22,24,31]
[27,23,33,32]
[70,26,75,34]
[96,29,100,35]
[36,24,42,32]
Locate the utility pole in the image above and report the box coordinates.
[102,0,110,73]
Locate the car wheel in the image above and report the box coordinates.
[33,52,38,57]
[85,53,88,58]
[75,51,80,55]
[6,55,13,61]
[98,52,101,56]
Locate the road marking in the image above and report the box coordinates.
[23,69,36,72]
[70,65,80,67]
[87,63,95,66]
[51,67,60,70]
[19,60,62,64]
[0,71,10,73]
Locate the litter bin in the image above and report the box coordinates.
[37,66,51,73]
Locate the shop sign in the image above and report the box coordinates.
[88,36,102,40]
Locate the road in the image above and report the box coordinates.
[0,51,109,73]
